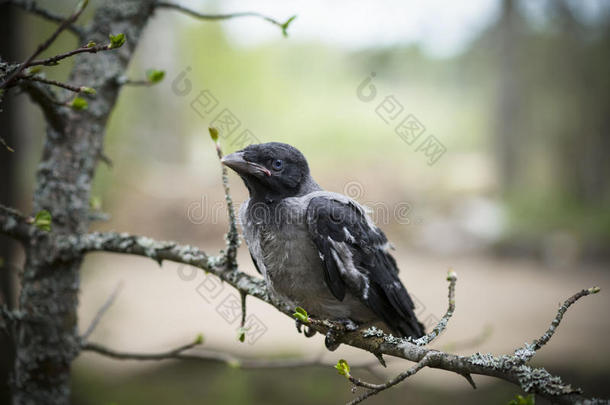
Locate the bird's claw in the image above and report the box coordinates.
[295,319,317,338]
[325,330,340,351]
[304,327,317,338]
[324,318,359,351]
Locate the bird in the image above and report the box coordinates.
[221,142,425,348]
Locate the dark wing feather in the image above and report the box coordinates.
[306,196,424,338]
[249,251,263,275]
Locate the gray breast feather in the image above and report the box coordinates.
[239,199,267,277]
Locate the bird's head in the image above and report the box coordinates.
[221,142,318,203]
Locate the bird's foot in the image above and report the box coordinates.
[337,318,359,332]
[324,318,359,351]
[324,330,340,351]
[295,319,317,338]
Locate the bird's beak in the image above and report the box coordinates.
[221,151,271,177]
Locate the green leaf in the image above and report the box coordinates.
[28,66,42,74]
[86,41,96,48]
[146,69,165,84]
[194,333,204,345]
[281,15,297,37]
[70,97,88,110]
[80,87,96,95]
[108,33,126,49]
[237,327,247,343]
[208,127,219,142]
[507,394,535,405]
[292,306,309,323]
[334,359,350,377]
[0,257,5,267]
[34,210,52,232]
[89,196,102,210]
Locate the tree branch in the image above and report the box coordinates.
[50,226,602,404]
[82,338,379,370]
[3,0,85,37]
[155,1,297,37]
[346,352,436,405]
[18,80,67,131]
[0,0,88,89]
[27,42,115,67]
[82,339,203,362]
[411,269,457,346]
[0,137,606,404]
[0,204,40,243]
[81,282,123,340]
[210,128,239,269]
[17,74,87,94]
[513,287,601,363]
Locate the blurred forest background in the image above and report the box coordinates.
[1,0,609,404]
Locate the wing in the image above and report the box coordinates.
[306,195,424,338]
[249,251,263,275]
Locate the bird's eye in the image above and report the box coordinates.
[272,159,283,171]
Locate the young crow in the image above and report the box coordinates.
[222,142,425,348]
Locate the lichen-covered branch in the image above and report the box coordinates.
[411,269,457,346]
[0,204,605,404]
[38,228,600,404]
[513,287,602,363]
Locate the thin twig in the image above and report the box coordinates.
[346,352,435,405]
[412,269,457,346]
[211,128,240,269]
[116,78,152,87]
[18,74,83,93]
[82,339,377,370]
[82,339,201,361]
[0,0,88,89]
[28,43,114,67]
[4,0,84,36]
[0,203,39,242]
[155,1,296,36]
[81,282,124,340]
[514,287,601,363]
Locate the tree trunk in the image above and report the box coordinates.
[13,1,155,403]
[0,6,20,404]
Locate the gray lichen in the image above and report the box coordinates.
[468,352,580,396]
